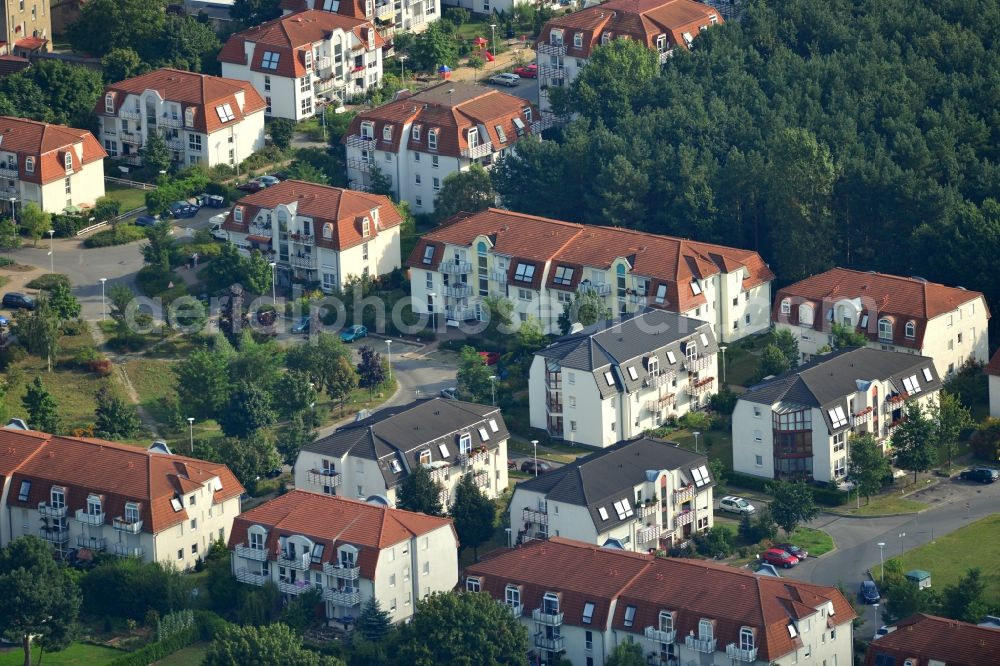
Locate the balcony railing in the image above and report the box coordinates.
[425,465,450,484]
[674,509,694,527]
[644,626,677,644]
[461,142,494,159]
[684,635,716,653]
[277,580,313,596]
[235,568,267,586]
[637,525,661,544]
[628,293,648,305]
[530,113,560,134]
[307,469,343,487]
[113,543,145,558]
[120,110,141,121]
[538,64,565,80]
[637,503,659,519]
[38,502,67,518]
[686,377,715,396]
[75,509,105,526]
[490,269,508,283]
[121,154,143,166]
[578,282,611,296]
[165,139,185,151]
[507,601,523,618]
[113,516,143,534]
[160,116,183,128]
[853,406,874,426]
[445,284,471,298]
[445,307,476,322]
[726,644,758,663]
[532,608,564,626]
[674,485,695,504]
[277,552,311,570]
[235,543,269,562]
[537,43,566,56]
[289,254,318,269]
[440,260,472,275]
[289,232,315,246]
[458,450,489,467]
[0,165,18,179]
[39,527,70,544]
[473,471,489,489]
[375,2,394,18]
[346,134,376,150]
[346,157,374,173]
[249,225,273,238]
[523,507,548,525]
[645,370,676,388]
[645,394,676,412]
[658,49,675,64]
[546,396,563,413]
[534,634,564,652]
[324,588,361,606]
[323,562,360,580]
[683,354,713,373]
[76,536,106,551]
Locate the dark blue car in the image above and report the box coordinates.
[860,580,880,604]
[134,215,160,227]
[168,201,199,219]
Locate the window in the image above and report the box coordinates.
[489,419,499,433]
[570,421,577,432]
[437,443,450,459]
[623,605,636,627]
[799,303,814,326]
[604,370,615,386]
[215,104,235,123]
[828,406,848,429]
[878,318,893,340]
[495,124,507,144]
[383,125,392,141]
[419,450,431,465]
[553,265,573,286]
[755,455,763,466]
[753,405,762,418]
[905,321,916,338]
[177,549,184,560]
[234,207,243,223]
[478,427,490,441]
[466,577,481,592]
[415,173,421,185]
[753,429,763,443]
[922,367,933,382]
[413,152,420,162]
[362,217,370,236]
[573,32,583,48]
[522,106,532,123]
[659,610,673,633]
[411,125,420,141]
[513,262,535,282]
[191,543,199,556]
[104,94,114,113]
[17,480,30,502]
[834,457,846,477]
[505,584,520,608]
[458,433,472,454]
[188,133,202,151]
[125,502,140,523]
[627,366,638,381]
[261,51,280,69]
[833,431,846,453]
[517,288,532,301]
[432,177,440,191]
[698,619,713,640]
[431,155,439,168]
[25,157,34,173]
[428,130,438,150]
[957,331,963,344]
[582,602,595,624]
[655,284,667,304]
[902,374,922,394]
[422,245,434,264]
[739,627,754,651]
[690,280,702,295]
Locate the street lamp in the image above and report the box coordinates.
[898,532,906,555]
[531,439,539,478]
[385,339,392,381]
[489,23,497,72]
[693,431,701,453]
[877,541,886,582]
[719,345,728,385]
[873,603,879,630]
[187,417,195,453]
[489,375,497,407]
[47,229,55,273]
[99,278,107,321]
[399,54,408,85]
[268,262,277,306]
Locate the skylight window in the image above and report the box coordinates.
[495,124,507,144]
[655,284,667,304]
[389,458,402,473]
[903,374,922,393]
[17,480,30,502]
[860,314,869,328]
[627,366,638,381]
[922,367,933,382]
[488,419,499,433]
[553,266,573,286]
[598,507,609,521]
[261,51,280,70]
[170,497,183,512]
[787,624,798,638]
[438,443,450,458]
[692,466,705,487]
[478,427,490,441]
[513,262,535,282]
[699,333,709,347]
[582,602,595,624]
[690,280,702,296]
[828,406,848,429]
[422,245,435,264]
[624,605,636,627]
[694,465,710,487]
[604,371,615,386]
[612,500,634,520]
[215,104,235,123]
[666,350,677,364]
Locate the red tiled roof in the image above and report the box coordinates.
[228,489,456,579]
[537,0,721,59]
[864,613,1000,666]
[0,428,244,533]
[343,82,539,160]
[0,55,30,77]
[987,348,1000,376]
[407,209,773,310]
[773,268,988,350]
[98,68,266,135]
[280,0,369,20]
[14,37,48,52]
[0,116,107,186]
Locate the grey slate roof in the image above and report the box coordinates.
[538,309,717,398]
[740,347,941,433]
[515,437,712,534]
[302,398,509,489]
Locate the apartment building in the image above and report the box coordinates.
[988,349,1000,418]
[773,267,990,378]
[732,348,941,483]
[535,0,722,111]
[294,398,509,508]
[221,179,402,291]
[0,115,106,214]
[1,0,51,56]
[865,613,1000,666]
[96,68,266,169]
[510,437,714,552]
[342,82,542,212]
[529,310,719,446]
[0,424,243,568]
[229,489,458,626]
[219,10,384,120]
[280,0,440,35]
[465,537,855,666]
[406,208,773,342]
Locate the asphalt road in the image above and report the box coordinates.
[480,76,540,107]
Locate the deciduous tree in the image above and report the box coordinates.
[174,346,231,420]
[755,344,790,381]
[451,473,496,561]
[929,390,972,469]
[215,431,281,488]
[94,386,142,440]
[408,22,458,72]
[892,401,937,483]
[357,344,387,398]
[268,118,295,150]
[12,296,60,370]
[397,464,444,516]
[230,0,283,27]
[205,623,344,666]
[558,289,612,333]
[101,48,148,83]
[433,164,495,221]
[18,202,50,247]
[829,322,868,349]
[765,480,818,536]
[847,433,890,504]
[219,383,277,438]
[941,568,990,624]
[605,640,645,666]
[456,346,494,404]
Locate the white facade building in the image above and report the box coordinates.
[229,489,458,626]
[280,0,440,35]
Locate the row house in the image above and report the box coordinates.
[529,310,719,446]
[773,267,989,379]
[535,0,722,112]
[96,68,266,169]
[221,179,402,292]
[864,613,1000,666]
[0,116,105,214]
[294,398,509,509]
[465,537,855,666]
[228,489,457,627]
[342,82,542,212]
[0,423,243,568]
[405,208,773,342]
[731,348,942,483]
[1,0,51,56]
[219,10,385,121]
[509,437,714,552]
[281,0,440,37]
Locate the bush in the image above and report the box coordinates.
[84,223,146,248]
[93,196,123,221]
[72,346,101,367]
[25,273,71,291]
[89,358,114,377]
[0,344,27,370]
[60,317,87,336]
[678,410,714,431]
[52,214,86,237]
[107,626,199,666]
[727,471,847,507]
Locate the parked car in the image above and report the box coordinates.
[256,175,281,187]
[762,548,799,569]
[265,468,282,479]
[873,625,895,641]
[776,543,808,560]
[134,214,160,227]
[488,72,520,87]
[2,292,34,310]
[340,324,367,342]
[168,201,199,219]
[719,496,756,515]
[237,180,266,193]
[257,309,278,326]
[514,64,538,78]
[0,314,8,327]
[959,467,998,483]
[291,316,311,334]
[478,350,500,366]
[507,459,517,470]
[520,460,553,475]
[440,387,458,400]
[209,221,228,241]
[859,579,880,604]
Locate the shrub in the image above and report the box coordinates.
[89,359,114,377]
[93,196,122,221]
[107,625,199,666]
[84,223,146,248]
[25,273,71,291]
[72,346,101,367]
[678,410,714,431]
[52,214,86,237]
[60,317,87,336]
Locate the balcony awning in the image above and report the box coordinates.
[247,235,271,243]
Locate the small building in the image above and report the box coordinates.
[864,613,1000,666]
[905,569,932,589]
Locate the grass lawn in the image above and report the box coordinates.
[151,642,209,666]
[879,513,1000,602]
[104,183,149,213]
[721,334,772,388]
[829,494,927,517]
[671,427,733,470]
[0,642,123,666]
[789,526,835,556]
[123,358,179,429]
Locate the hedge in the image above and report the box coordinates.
[106,611,229,666]
[84,224,146,248]
[726,471,848,508]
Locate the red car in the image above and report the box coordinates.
[762,548,800,569]
[478,351,500,366]
[514,64,538,78]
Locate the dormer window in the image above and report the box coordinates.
[698,618,714,640]
[411,125,421,141]
[368,28,375,45]
[739,627,754,650]
[623,605,636,627]
[466,576,481,592]
[261,51,280,70]
[798,303,814,327]
[50,486,65,507]
[656,34,668,52]
[553,266,573,286]
[878,317,893,340]
[64,152,73,173]
[323,222,333,239]
[25,157,34,173]
[422,244,434,265]
[467,127,478,148]
[104,94,114,114]
[86,494,102,516]
[304,50,312,70]
[522,107,532,123]
[550,29,563,46]
[905,320,916,339]
[185,107,194,128]
[233,207,243,223]
[383,125,393,141]
[505,584,520,608]
[362,217,370,236]
[361,121,374,139]
[573,32,582,48]
[17,480,30,502]
[602,32,612,44]
[428,130,438,150]
[513,262,535,282]
[780,298,791,315]
[542,592,559,614]
[459,432,472,454]
[659,610,674,633]
[124,502,140,523]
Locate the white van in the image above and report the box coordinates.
[209,212,229,241]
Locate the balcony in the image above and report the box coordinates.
[546,395,563,413]
[683,354,713,373]
[645,370,676,388]
[726,644,758,662]
[645,626,677,644]
[289,232,315,246]
[628,293,648,305]
[0,165,18,179]
[508,601,523,618]
[637,525,661,544]
[121,134,142,146]
[674,485,695,504]
[578,282,611,296]
[686,377,715,396]
[289,254,318,270]
[424,464,450,484]
[853,406,874,426]
[38,502,67,518]
[121,154,143,166]
[324,587,361,606]
[490,269,508,283]
[75,509,105,526]
[684,635,716,653]
[76,536,106,551]
[120,110,141,121]
[277,552,311,570]
[440,260,472,275]
[39,527,70,544]
[674,509,694,527]
[277,579,314,596]
[160,116,183,128]
[236,569,267,586]
[113,543,145,558]
[530,113,560,134]
[445,307,475,322]
[538,64,565,80]
[534,634,564,652]
[458,450,489,468]
[323,562,360,580]
[249,225,273,238]
[532,608,564,626]
[461,142,494,160]
[235,543,270,562]
[523,505,548,524]
[346,134,376,150]
[658,49,674,64]
[537,42,566,56]
[346,157,374,173]
[165,139,185,151]
[113,516,143,534]
[637,503,659,519]
[307,469,343,487]
[375,2,394,18]
[445,284,471,298]
[473,471,489,489]
[645,394,676,413]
